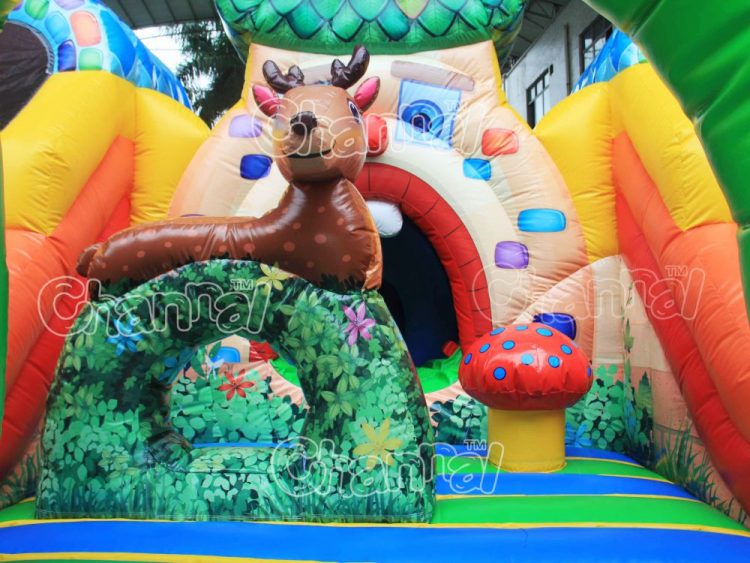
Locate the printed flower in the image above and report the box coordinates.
[565,421,593,448]
[343,302,376,345]
[106,318,143,356]
[353,418,403,470]
[217,370,255,400]
[257,263,293,291]
[205,352,225,374]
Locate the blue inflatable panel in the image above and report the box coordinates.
[9,0,190,106]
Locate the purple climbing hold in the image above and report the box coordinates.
[229,115,263,138]
[495,241,529,269]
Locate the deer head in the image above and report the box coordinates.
[252,45,380,183]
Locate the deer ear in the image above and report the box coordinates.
[252,84,281,117]
[353,77,380,112]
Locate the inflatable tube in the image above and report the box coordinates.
[0,0,17,438]
[584,0,750,318]
[537,55,750,515]
[5,446,750,561]
[0,4,210,503]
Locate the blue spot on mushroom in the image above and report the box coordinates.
[464,353,473,365]
[536,328,553,337]
[521,353,534,365]
[480,343,490,353]
[516,325,528,331]
[493,367,507,380]
[490,327,505,335]
[548,356,561,368]
[502,340,515,350]
[587,366,592,377]
[561,344,572,355]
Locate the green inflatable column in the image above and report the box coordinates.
[36,260,435,523]
[585,0,750,318]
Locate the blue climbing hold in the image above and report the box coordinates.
[518,209,567,232]
[240,155,272,180]
[463,158,492,181]
[534,313,577,340]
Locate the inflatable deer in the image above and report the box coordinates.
[78,46,382,293]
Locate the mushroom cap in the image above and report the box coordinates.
[459,323,592,411]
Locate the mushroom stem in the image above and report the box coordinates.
[487,408,566,471]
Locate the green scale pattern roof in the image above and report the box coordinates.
[216,0,526,58]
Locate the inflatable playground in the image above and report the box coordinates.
[1,0,750,560]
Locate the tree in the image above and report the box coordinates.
[173,20,245,126]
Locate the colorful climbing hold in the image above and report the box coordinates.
[78,47,103,70]
[71,11,101,47]
[494,241,529,269]
[534,312,577,340]
[463,158,491,180]
[481,128,519,156]
[518,209,567,232]
[229,115,263,138]
[240,155,273,180]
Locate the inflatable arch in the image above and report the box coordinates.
[38,260,434,522]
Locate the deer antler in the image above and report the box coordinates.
[330,45,370,89]
[262,61,305,93]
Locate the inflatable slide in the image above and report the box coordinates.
[0,0,209,507]
[1,0,750,560]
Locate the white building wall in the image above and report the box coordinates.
[503,0,601,123]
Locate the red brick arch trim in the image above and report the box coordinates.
[355,163,492,350]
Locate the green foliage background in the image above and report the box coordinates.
[36,260,435,523]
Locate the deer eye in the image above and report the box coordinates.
[348,100,361,122]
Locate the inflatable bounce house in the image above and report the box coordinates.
[1,0,750,560]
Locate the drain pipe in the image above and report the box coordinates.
[564,23,573,94]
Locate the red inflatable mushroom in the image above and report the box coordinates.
[459,323,592,471]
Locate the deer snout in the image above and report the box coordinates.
[290,111,318,136]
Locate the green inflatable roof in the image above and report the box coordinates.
[216,0,526,58]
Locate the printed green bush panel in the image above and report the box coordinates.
[36,260,435,523]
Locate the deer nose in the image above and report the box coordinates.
[290,111,318,136]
